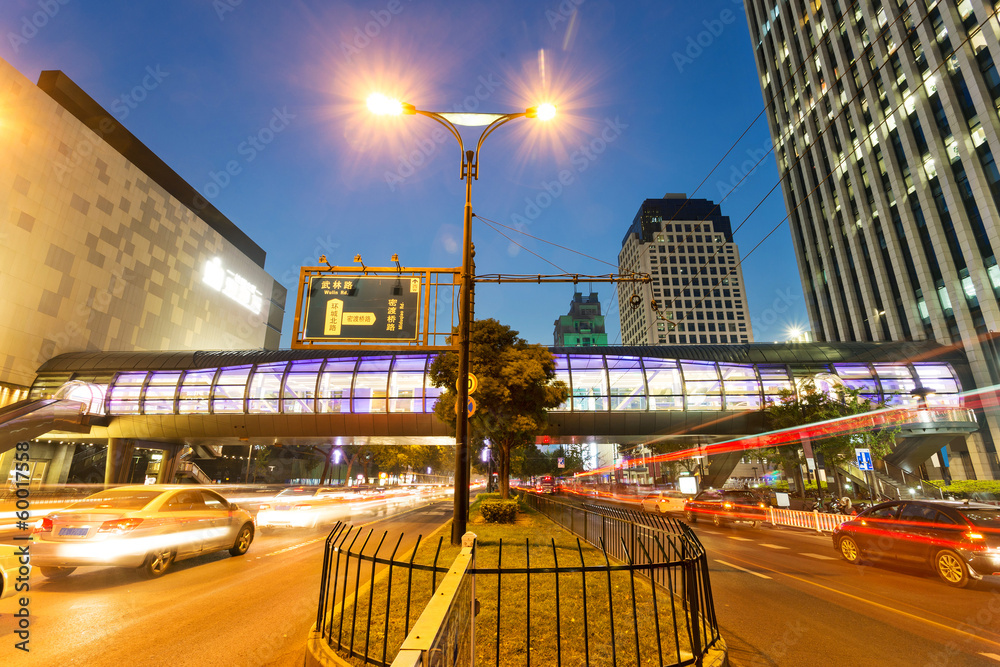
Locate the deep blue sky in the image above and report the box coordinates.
[2,0,809,347]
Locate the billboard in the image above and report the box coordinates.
[302,275,420,342]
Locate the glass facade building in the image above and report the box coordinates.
[618,195,754,346]
[743,0,1000,478]
[553,292,609,346]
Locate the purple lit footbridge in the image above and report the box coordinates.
[0,341,980,489]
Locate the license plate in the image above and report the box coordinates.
[59,527,88,537]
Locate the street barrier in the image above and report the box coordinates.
[768,507,848,533]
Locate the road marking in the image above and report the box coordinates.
[727,536,753,542]
[714,559,771,579]
[801,552,837,560]
[759,543,789,549]
[980,654,1000,662]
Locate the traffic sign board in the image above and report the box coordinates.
[854,448,874,471]
[456,373,478,395]
[454,396,477,417]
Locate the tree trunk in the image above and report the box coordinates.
[499,444,511,499]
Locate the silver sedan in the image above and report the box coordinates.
[31,485,254,579]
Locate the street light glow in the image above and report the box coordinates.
[527,103,557,121]
[366,93,414,116]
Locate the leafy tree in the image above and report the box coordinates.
[429,318,568,499]
[762,379,898,498]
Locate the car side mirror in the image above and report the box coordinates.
[229,503,239,511]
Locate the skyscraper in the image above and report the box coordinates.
[743,0,1000,478]
[618,195,753,346]
[553,292,608,346]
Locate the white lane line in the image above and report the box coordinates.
[727,536,753,541]
[759,543,790,549]
[802,552,837,561]
[714,559,772,579]
[979,653,1000,662]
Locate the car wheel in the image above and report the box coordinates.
[685,510,697,524]
[934,549,971,588]
[141,548,175,578]
[230,523,254,556]
[838,536,862,564]
[748,520,759,528]
[40,566,76,579]
[712,513,724,528]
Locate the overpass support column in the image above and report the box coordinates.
[104,438,135,486]
[156,444,183,484]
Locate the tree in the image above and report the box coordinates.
[762,379,898,498]
[429,319,568,499]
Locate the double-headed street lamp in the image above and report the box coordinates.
[369,93,555,544]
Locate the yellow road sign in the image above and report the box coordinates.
[456,373,478,395]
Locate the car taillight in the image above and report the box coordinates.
[759,503,766,509]
[966,531,985,542]
[98,518,144,534]
[723,502,733,510]
[33,517,53,533]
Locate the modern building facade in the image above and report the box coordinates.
[0,57,285,405]
[553,292,608,346]
[743,0,1000,478]
[618,195,754,346]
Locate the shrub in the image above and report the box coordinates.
[479,500,518,524]
[476,493,504,502]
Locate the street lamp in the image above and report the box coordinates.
[370,94,556,544]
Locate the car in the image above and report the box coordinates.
[832,499,1000,587]
[31,485,254,579]
[683,489,768,527]
[255,486,345,531]
[0,543,29,599]
[640,490,691,514]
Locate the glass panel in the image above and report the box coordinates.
[212,365,252,413]
[841,378,878,394]
[318,370,353,413]
[879,378,916,393]
[108,385,140,414]
[723,380,760,394]
[680,361,719,382]
[725,394,761,410]
[686,393,723,410]
[607,356,645,411]
[833,363,873,378]
[249,363,285,413]
[424,385,443,413]
[389,356,427,413]
[719,364,756,380]
[354,357,391,413]
[283,373,317,413]
[143,385,176,414]
[552,354,572,411]
[873,364,912,378]
[913,364,956,379]
[644,358,683,410]
[115,372,147,386]
[147,371,182,385]
[570,356,607,412]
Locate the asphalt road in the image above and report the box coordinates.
[0,493,454,667]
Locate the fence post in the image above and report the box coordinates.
[813,510,821,533]
[687,557,702,663]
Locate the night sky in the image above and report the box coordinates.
[2,0,809,347]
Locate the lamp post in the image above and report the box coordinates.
[369,94,555,544]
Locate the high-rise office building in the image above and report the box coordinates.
[553,292,608,346]
[743,0,1000,478]
[618,195,753,346]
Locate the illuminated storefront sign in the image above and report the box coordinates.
[302,275,420,342]
[203,258,264,314]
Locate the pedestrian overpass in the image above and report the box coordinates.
[0,341,981,487]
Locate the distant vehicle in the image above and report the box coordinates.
[256,486,345,531]
[640,490,691,514]
[536,476,556,494]
[31,485,254,579]
[684,489,767,527]
[833,499,1000,587]
[0,543,28,599]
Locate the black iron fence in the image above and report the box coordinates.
[315,498,721,666]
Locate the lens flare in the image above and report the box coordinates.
[367,93,403,116]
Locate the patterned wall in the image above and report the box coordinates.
[0,57,284,389]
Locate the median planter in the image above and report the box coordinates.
[479,499,518,523]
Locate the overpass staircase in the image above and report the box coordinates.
[0,398,94,454]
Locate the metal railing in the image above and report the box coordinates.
[314,499,722,667]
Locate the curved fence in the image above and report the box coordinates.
[314,497,722,666]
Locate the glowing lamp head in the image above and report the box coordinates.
[526,103,556,121]
[367,93,415,116]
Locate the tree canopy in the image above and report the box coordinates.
[429,318,568,498]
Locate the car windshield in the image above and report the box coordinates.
[960,508,1000,528]
[722,491,757,501]
[69,489,161,511]
[277,488,318,497]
